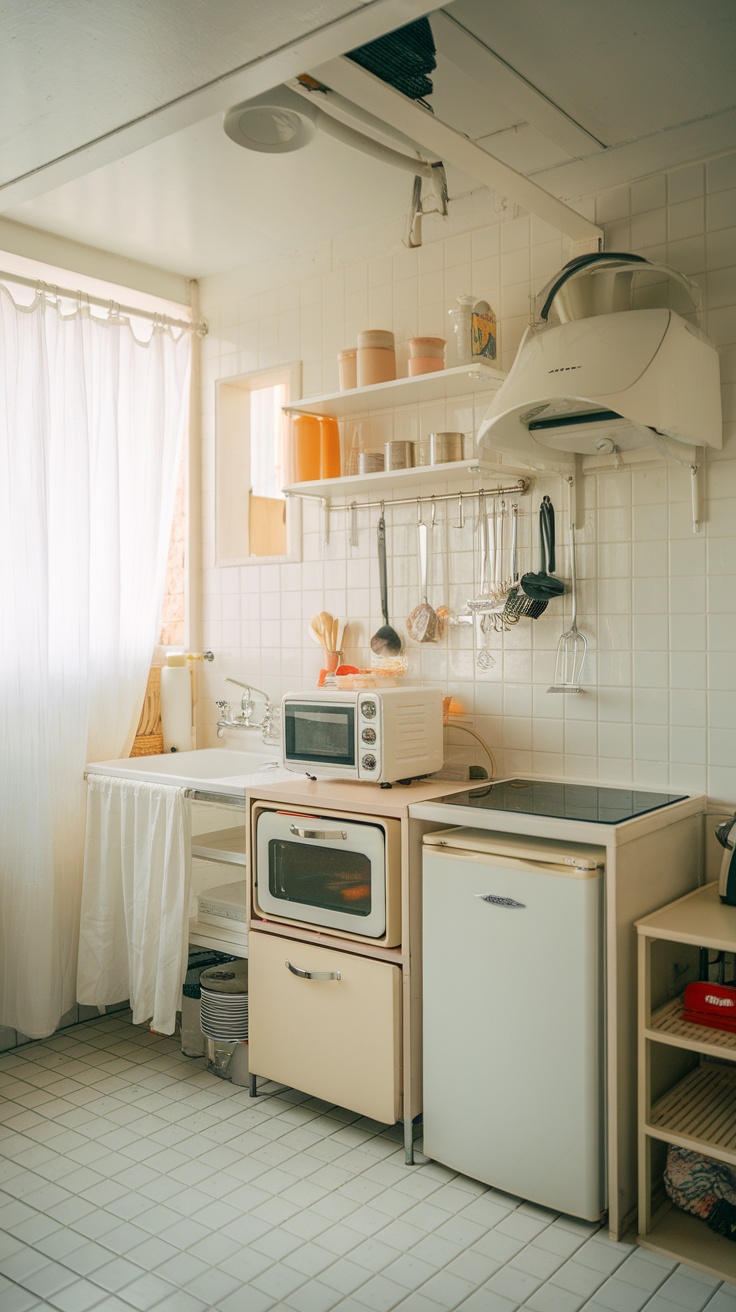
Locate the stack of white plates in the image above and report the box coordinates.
[199,961,248,1041]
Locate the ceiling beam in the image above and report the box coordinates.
[0,0,444,211]
[309,56,604,244]
[528,106,736,200]
[431,11,604,159]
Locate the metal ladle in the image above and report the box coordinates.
[370,510,404,657]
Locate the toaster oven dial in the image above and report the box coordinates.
[361,727,377,744]
[361,754,377,771]
[361,699,377,719]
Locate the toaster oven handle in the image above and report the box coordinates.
[289,824,347,841]
[286,960,342,982]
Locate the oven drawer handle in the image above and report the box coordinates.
[289,824,347,841]
[286,960,342,982]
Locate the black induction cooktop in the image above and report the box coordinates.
[439,778,688,824]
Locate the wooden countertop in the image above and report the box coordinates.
[245,775,472,820]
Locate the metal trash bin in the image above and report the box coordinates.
[181,949,236,1057]
[199,960,249,1085]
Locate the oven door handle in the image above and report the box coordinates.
[289,824,347,841]
[286,960,342,982]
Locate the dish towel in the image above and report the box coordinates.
[77,774,192,1035]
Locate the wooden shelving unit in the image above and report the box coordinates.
[637,881,736,1282]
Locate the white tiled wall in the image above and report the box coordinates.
[197,153,736,804]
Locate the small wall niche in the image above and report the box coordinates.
[215,362,302,565]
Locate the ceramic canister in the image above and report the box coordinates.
[357,330,396,387]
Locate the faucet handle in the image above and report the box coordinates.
[216,699,230,713]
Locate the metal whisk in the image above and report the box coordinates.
[547,521,587,693]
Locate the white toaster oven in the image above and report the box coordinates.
[281,685,443,784]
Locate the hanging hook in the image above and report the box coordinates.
[430,497,437,529]
[416,498,423,525]
[380,499,385,519]
[454,493,465,530]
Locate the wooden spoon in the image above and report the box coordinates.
[320,611,334,651]
[309,613,328,649]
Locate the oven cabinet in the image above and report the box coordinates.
[248,930,402,1124]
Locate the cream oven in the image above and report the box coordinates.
[252,804,401,946]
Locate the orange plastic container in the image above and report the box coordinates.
[293,414,321,482]
[319,416,341,479]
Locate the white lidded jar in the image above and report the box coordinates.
[446,295,475,367]
[160,653,192,752]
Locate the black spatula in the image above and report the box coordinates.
[520,497,565,601]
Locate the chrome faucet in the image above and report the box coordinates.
[216,679,280,744]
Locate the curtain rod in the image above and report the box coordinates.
[0,267,208,337]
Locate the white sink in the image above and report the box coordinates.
[85,747,290,795]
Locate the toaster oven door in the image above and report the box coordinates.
[255,809,387,938]
[283,700,356,771]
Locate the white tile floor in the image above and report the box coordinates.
[0,1014,733,1312]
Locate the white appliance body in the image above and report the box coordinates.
[422,827,605,1221]
[253,805,401,945]
[282,685,443,783]
[477,308,722,473]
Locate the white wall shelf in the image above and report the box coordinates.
[282,362,506,419]
[284,459,523,502]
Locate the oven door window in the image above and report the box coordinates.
[284,703,355,768]
[269,839,372,918]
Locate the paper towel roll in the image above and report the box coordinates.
[160,656,192,752]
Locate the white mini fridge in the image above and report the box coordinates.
[422,826,605,1221]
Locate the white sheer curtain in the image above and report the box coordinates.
[0,286,191,1039]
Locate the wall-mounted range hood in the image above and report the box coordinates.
[477,253,722,494]
[477,306,722,477]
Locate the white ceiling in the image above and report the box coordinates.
[1,0,735,280]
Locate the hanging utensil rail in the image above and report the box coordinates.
[285,479,531,545]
